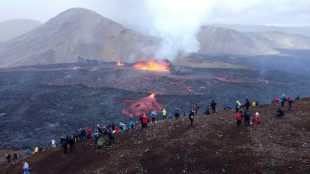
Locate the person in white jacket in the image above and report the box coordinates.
[23,162,29,174]
[52,139,57,148]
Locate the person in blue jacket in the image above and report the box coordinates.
[151,111,157,122]
[280,94,287,107]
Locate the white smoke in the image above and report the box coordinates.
[145,0,213,60]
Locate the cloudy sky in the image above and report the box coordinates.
[0,0,310,26]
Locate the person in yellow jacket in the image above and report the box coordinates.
[162,108,167,120]
[235,101,241,113]
[34,147,39,153]
[252,101,256,107]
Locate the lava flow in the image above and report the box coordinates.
[133,58,170,72]
[117,61,125,66]
[121,93,163,118]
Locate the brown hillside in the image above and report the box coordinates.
[1,98,310,173]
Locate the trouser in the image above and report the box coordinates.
[236,120,241,128]
[63,146,67,154]
[190,119,193,126]
[281,102,284,107]
[143,123,147,129]
[163,115,166,119]
[245,119,249,127]
[195,110,198,116]
[236,108,239,113]
[175,113,179,119]
[70,145,75,150]
[212,108,216,113]
[152,117,155,122]
[109,136,115,145]
[288,105,292,111]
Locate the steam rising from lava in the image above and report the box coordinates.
[133,58,170,72]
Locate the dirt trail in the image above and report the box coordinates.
[1,98,310,173]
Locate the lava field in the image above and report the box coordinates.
[0,60,310,149]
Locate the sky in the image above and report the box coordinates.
[0,0,310,26]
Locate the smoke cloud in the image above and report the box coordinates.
[145,0,213,60]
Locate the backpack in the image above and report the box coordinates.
[236,113,242,121]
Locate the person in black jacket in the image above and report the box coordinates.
[244,109,251,127]
[189,110,195,127]
[244,98,251,110]
[276,107,285,117]
[210,100,217,113]
[68,136,75,151]
[60,136,68,154]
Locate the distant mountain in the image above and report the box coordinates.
[209,24,310,37]
[0,19,41,43]
[0,8,158,68]
[197,27,279,56]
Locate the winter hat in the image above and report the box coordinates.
[255,112,259,117]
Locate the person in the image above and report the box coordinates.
[288,99,294,112]
[139,114,144,129]
[107,129,115,145]
[162,108,167,120]
[111,123,115,130]
[151,111,157,122]
[34,146,39,153]
[236,111,242,128]
[225,104,231,110]
[168,112,173,119]
[25,149,30,155]
[142,114,148,129]
[252,101,256,107]
[60,136,68,154]
[23,162,29,174]
[276,107,285,117]
[189,110,195,127]
[87,128,92,139]
[135,121,139,127]
[122,124,127,132]
[13,153,17,160]
[6,154,11,163]
[210,100,217,113]
[68,136,75,150]
[295,94,300,100]
[175,108,180,119]
[244,109,251,127]
[235,100,241,113]
[119,121,125,129]
[204,108,210,115]
[115,127,120,132]
[82,128,87,141]
[272,97,280,103]
[52,139,57,148]
[244,98,251,110]
[280,94,287,107]
[255,101,259,106]
[194,103,200,116]
[130,121,134,129]
[253,112,260,124]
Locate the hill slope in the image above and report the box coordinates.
[0,8,158,68]
[1,97,310,173]
[0,19,41,43]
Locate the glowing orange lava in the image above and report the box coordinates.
[133,58,170,72]
[149,93,155,98]
[117,61,125,66]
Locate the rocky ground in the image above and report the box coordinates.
[1,97,309,173]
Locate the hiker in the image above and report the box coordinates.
[82,128,87,141]
[253,112,260,124]
[189,110,195,127]
[139,114,144,129]
[252,101,256,107]
[276,107,285,117]
[135,121,139,127]
[204,108,210,115]
[194,103,200,115]
[235,100,241,113]
[60,136,68,154]
[244,109,251,127]
[23,162,29,174]
[34,146,39,153]
[111,123,115,130]
[25,149,30,155]
[210,100,217,113]
[107,129,115,145]
[162,108,167,119]
[6,154,11,163]
[280,94,287,107]
[69,136,75,150]
[142,114,148,129]
[236,111,242,128]
[151,111,157,122]
[272,97,280,103]
[87,128,92,139]
[130,121,135,129]
[175,108,180,119]
[255,101,259,106]
[115,127,120,132]
[244,98,251,110]
[13,153,17,160]
[288,99,294,112]
[119,121,125,129]
[52,139,57,148]
[122,124,127,132]
[225,104,231,110]
[168,112,173,119]
[295,95,300,100]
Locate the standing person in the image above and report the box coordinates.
[23,162,29,174]
[244,109,251,127]
[235,100,241,113]
[168,112,173,119]
[82,128,87,141]
[60,136,68,154]
[140,114,144,129]
[107,129,115,145]
[6,154,11,163]
[244,99,251,110]
[280,94,287,107]
[68,136,75,151]
[189,110,195,127]
[210,100,217,113]
[194,103,200,116]
[51,139,57,148]
[130,121,134,129]
[151,111,157,122]
[175,108,180,119]
[111,123,115,131]
[142,114,148,129]
[236,111,242,128]
[87,128,92,139]
[162,108,167,120]
[288,99,294,112]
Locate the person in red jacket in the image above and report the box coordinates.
[135,121,139,127]
[194,103,200,116]
[236,111,243,128]
[142,114,148,129]
[87,128,92,139]
[115,127,120,132]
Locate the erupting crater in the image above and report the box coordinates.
[133,58,170,72]
[117,61,125,66]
